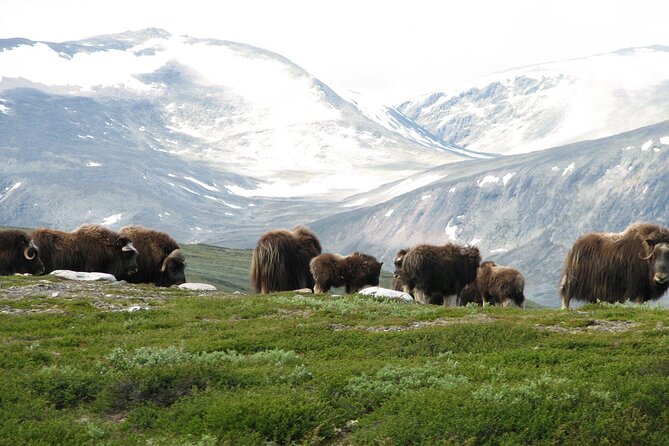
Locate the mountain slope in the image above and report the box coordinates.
[310,120,669,307]
[0,29,484,201]
[399,46,669,155]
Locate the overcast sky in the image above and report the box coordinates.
[2,0,669,103]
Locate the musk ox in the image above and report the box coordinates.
[250,225,322,293]
[459,261,525,308]
[0,229,45,276]
[399,243,481,306]
[310,252,383,294]
[31,224,138,279]
[391,248,410,292]
[559,223,669,309]
[118,225,186,287]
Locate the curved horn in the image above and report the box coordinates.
[161,249,185,272]
[24,240,37,260]
[122,242,137,253]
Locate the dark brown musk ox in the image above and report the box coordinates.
[31,224,138,279]
[459,261,525,308]
[399,243,481,306]
[559,222,669,309]
[0,229,45,276]
[118,225,186,287]
[310,252,383,294]
[391,248,410,292]
[250,225,322,293]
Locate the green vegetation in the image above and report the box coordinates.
[1,274,668,445]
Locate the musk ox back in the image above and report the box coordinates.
[119,225,186,287]
[460,261,525,308]
[560,222,669,309]
[310,252,383,294]
[0,229,44,276]
[250,225,321,293]
[399,243,481,306]
[391,248,409,292]
[32,224,138,279]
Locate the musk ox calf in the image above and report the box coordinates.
[399,243,481,306]
[32,224,138,279]
[459,261,525,308]
[391,248,410,292]
[310,252,383,294]
[119,225,186,287]
[559,222,669,309]
[250,225,321,293]
[0,229,45,276]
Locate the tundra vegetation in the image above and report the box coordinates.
[1,259,668,445]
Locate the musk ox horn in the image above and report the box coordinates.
[161,249,185,272]
[24,240,37,260]
[122,242,137,253]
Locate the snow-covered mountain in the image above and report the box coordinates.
[310,120,669,307]
[0,29,484,202]
[399,46,669,155]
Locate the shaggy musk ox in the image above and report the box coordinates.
[391,248,410,292]
[119,225,186,287]
[31,224,138,278]
[250,225,322,293]
[310,252,383,294]
[560,223,669,309]
[459,261,525,308]
[399,243,481,306]
[0,230,44,275]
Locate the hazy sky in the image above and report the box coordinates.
[2,0,669,103]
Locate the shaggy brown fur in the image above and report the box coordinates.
[119,225,186,287]
[31,224,138,279]
[391,248,409,292]
[0,229,44,276]
[250,225,322,293]
[399,243,481,306]
[310,252,383,294]
[559,222,669,309]
[459,261,525,308]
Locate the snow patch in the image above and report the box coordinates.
[448,187,457,194]
[445,222,459,241]
[0,182,22,203]
[0,103,9,114]
[384,209,395,217]
[502,172,516,185]
[77,134,95,139]
[420,194,431,200]
[660,136,669,145]
[551,166,559,172]
[562,162,575,176]
[87,162,101,167]
[101,213,122,226]
[490,248,509,254]
[641,139,653,151]
[478,175,500,187]
[343,198,368,208]
[469,238,482,246]
[184,176,219,192]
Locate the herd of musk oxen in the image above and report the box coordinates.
[2,221,669,308]
[0,224,186,287]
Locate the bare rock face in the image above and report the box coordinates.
[358,286,413,302]
[50,270,117,282]
[178,282,217,291]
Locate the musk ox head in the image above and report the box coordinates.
[157,249,186,287]
[392,248,409,279]
[645,241,669,285]
[0,231,45,275]
[117,236,139,277]
[353,252,383,289]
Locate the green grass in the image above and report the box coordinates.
[1,275,668,445]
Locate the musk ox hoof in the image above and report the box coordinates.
[50,270,117,282]
[178,283,217,291]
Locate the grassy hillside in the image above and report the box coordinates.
[0,275,668,445]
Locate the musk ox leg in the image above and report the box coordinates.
[560,294,570,310]
[313,283,328,294]
[442,294,457,307]
[559,275,571,309]
[413,289,429,305]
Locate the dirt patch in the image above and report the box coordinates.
[330,313,495,332]
[536,319,639,334]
